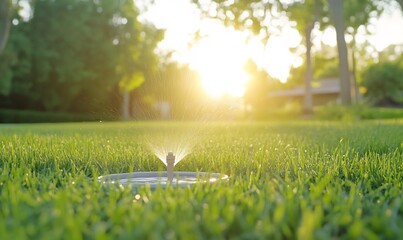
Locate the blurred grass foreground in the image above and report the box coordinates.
[0,121,402,238]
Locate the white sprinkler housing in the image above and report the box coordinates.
[166,152,175,183]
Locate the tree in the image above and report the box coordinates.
[361,60,403,105]
[119,20,164,120]
[28,0,129,111]
[32,0,163,115]
[313,43,339,79]
[379,43,403,62]
[288,44,338,82]
[244,59,272,116]
[140,62,206,120]
[192,0,324,113]
[0,0,163,117]
[0,0,32,97]
[194,0,380,107]
[343,0,381,102]
[0,21,32,98]
[328,0,352,105]
[0,0,11,55]
[280,0,324,113]
[396,0,403,10]
[192,0,274,37]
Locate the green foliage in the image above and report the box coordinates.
[0,0,11,55]
[119,72,145,92]
[361,61,403,105]
[0,109,109,123]
[244,60,274,115]
[378,44,403,63]
[193,0,272,37]
[0,20,33,96]
[313,51,339,79]
[281,0,326,34]
[140,62,208,120]
[398,0,403,10]
[0,0,163,114]
[315,104,364,121]
[287,46,338,85]
[0,121,402,238]
[0,1,31,96]
[315,103,403,120]
[344,0,380,35]
[29,0,140,111]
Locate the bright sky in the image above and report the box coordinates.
[140,0,403,97]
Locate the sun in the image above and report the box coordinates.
[187,30,250,98]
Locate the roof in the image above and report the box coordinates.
[268,78,340,97]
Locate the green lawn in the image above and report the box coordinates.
[0,120,402,239]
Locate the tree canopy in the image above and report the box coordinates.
[192,0,399,108]
[0,0,11,55]
[0,0,162,115]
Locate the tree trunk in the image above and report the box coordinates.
[351,45,360,103]
[0,0,11,55]
[304,26,314,113]
[122,91,130,120]
[328,0,352,105]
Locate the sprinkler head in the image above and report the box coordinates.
[166,152,175,183]
[166,152,175,163]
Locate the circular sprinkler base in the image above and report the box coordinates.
[98,171,229,189]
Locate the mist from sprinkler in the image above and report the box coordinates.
[98,146,229,189]
[147,131,200,168]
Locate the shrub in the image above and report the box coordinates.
[0,109,107,123]
[315,103,403,120]
[361,61,403,106]
[315,104,362,121]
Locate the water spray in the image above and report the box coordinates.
[98,144,229,190]
[166,152,175,183]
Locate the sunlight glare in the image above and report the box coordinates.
[141,0,403,85]
[188,30,249,98]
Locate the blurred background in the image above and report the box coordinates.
[0,0,402,123]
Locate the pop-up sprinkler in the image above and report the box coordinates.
[166,152,175,183]
[98,150,228,190]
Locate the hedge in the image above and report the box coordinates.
[0,109,114,123]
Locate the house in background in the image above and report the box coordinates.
[268,78,359,106]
